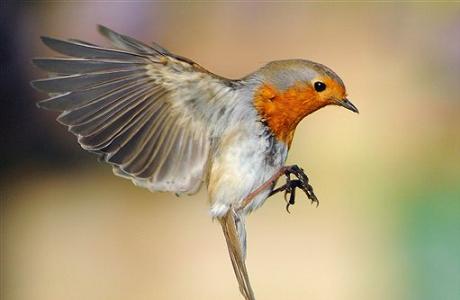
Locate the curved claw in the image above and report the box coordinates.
[312,195,319,207]
[284,181,297,214]
[269,165,320,213]
[283,189,290,203]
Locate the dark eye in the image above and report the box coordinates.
[314,81,326,92]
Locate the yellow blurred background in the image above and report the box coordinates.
[1,2,459,300]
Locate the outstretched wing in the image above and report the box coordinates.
[32,25,236,194]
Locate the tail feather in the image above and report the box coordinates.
[219,211,255,300]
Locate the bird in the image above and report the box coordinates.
[31,25,358,300]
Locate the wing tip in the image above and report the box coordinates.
[31,57,58,72]
[39,35,69,54]
[34,91,71,111]
[30,79,41,91]
[40,35,57,47]
[97,24,120,41]
[29,78,51,93]
[97,24,110,36]
[35,98,49,110]
[31,57,45,69]
[35,98,56,111]
[97,24,113,33]
[35,100,45,109]
[39,35,49,43]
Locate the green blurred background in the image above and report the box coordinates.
[1,2,459,300]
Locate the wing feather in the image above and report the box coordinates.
[69,85,153,135]
[36,76,146,111]
[39,36,147,61]
[97,25,169,55]
[31,69,145,93]
[122,111,172,175]
[102,100,166,159]
[76,91,154,149]
[32,58,143,75]
[138,119,181,178]
[33,25,238,194]
[56,80,152,125]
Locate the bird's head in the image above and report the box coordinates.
[251,59,358,147]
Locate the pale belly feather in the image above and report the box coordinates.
[207,124,288,218]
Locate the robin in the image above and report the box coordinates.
[32,25,358,300]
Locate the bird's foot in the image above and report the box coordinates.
[269,165,319,213]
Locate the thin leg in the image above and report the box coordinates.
[238,165,318,212]
[284,165,319,207]
[269,165,319,210]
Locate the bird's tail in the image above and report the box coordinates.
[219,210,255,300]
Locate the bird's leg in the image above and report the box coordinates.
[238,165,318,212]
[237,167,287,212]
[268,165,319,210]
[288,165,319,207]
[269,179,301,213]
[269,171,295,213]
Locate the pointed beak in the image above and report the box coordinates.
[339,98,359,114]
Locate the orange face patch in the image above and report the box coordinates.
[319,77,347,102]
[254,83,329,147]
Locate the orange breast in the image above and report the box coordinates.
[253,83,326,147]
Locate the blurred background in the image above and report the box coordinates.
[1,2,459,300]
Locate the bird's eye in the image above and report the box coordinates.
[314,81,326,92]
